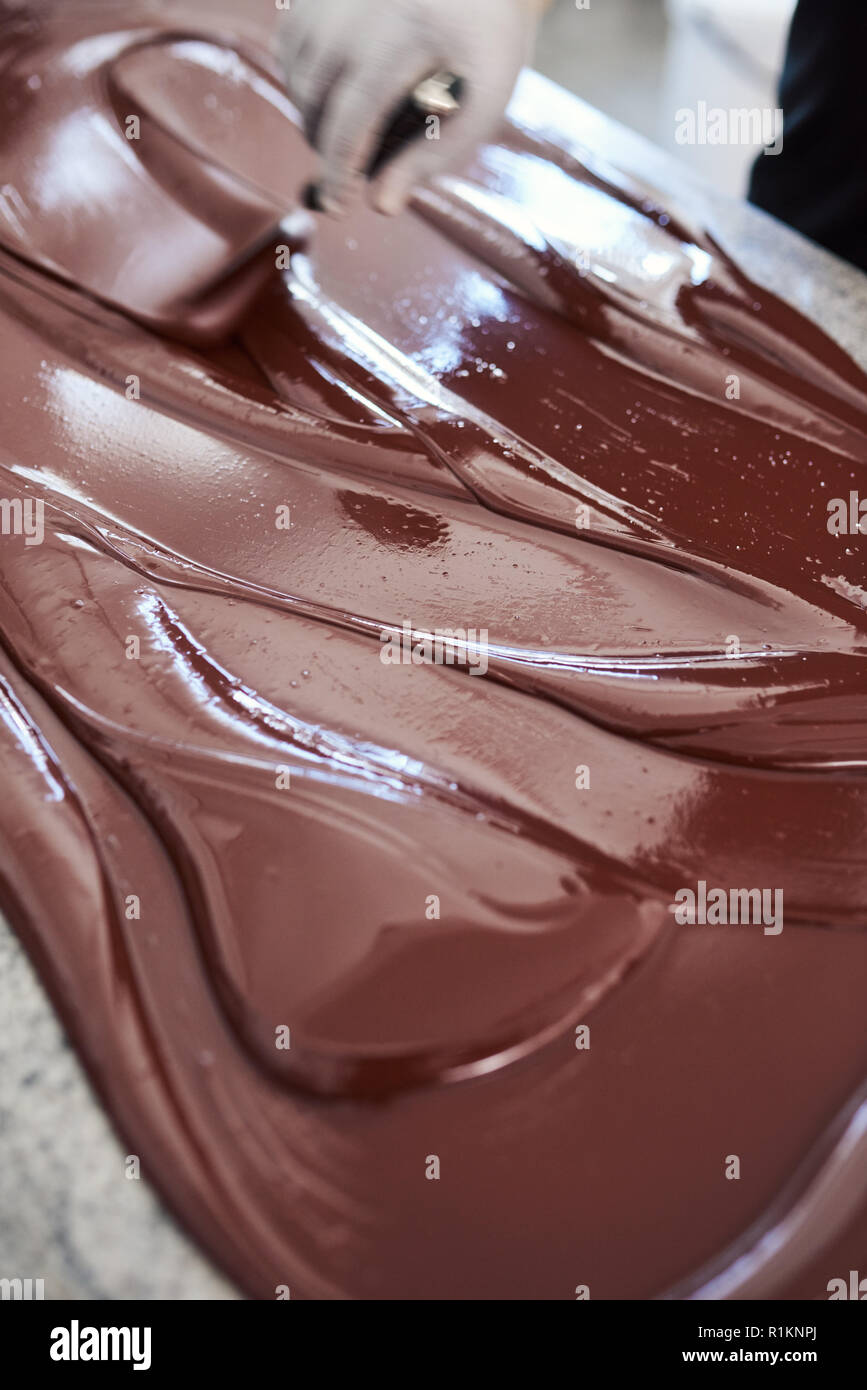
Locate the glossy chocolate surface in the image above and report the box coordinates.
[0,2,865,1298]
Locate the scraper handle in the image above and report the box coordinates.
[303,70,464,213]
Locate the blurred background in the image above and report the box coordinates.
[534,0,798,196]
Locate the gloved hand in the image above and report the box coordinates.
[277,0,543,216]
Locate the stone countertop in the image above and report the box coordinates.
[1,71,865,1301]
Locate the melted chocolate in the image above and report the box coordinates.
[1,2,866,1299]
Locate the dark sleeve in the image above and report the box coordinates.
[748,0,867,273]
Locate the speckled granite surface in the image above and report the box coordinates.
[1,75,865,1301]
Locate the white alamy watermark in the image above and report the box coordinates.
[0,1276,44,1299]
[675,102,783,155]
[0,496,44,546]
[50,1321,152,1371]
[380,621,489,676]
[827,492,867,536]
[827,1270,867,1299]
[670,880,784,935]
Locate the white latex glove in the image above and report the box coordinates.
[277,0,541,216]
